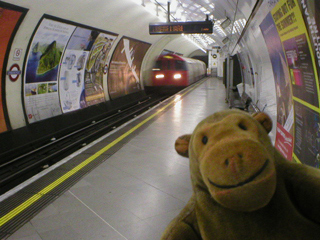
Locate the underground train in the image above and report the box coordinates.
[151,54,206,87]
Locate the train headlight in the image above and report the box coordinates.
[174,74,182,79]
[155,74,164,79]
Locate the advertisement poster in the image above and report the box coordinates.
[59,27,117,112]
[0,5,24,132]
[294,101,320,167]
[300,0,320,82]
[108,37,151,99]
[84,32,116,106]
[24,18,76,123]
[59,27,90,113]
[261,0,320,166]
[260,12,294,160]
[271,0,319,107]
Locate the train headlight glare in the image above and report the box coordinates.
[174,74,182,79]
[155,74,164,79]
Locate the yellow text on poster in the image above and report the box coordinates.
[271,0,319,107]
[272,0,306,42]
[271,0,320,166]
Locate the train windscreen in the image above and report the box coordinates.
[153,60,162,70]
[175,60,187,70]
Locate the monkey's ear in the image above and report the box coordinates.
[252,112,272,133]
[175,134,191,158]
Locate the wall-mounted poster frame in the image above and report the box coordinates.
[58,24,117,112]
[260,12,294,161]
[299,0,320,85]
[108,36,151,99]
[0,2,28,133]
[261,0,320,167]
[22,14,118,124]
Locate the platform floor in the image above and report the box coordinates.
[3,77,228,240]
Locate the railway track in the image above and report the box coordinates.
[0,93,170,194]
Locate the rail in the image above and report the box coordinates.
[0,93,169,194]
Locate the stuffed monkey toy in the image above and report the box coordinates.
[161,109,320,240]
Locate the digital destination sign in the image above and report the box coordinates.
[149,21,213,35]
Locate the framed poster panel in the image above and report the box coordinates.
[59,28,117,112]
[23,15,118,123]
[108,37,151,99]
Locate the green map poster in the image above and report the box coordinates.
[24,18,76,123]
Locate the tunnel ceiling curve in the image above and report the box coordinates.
[132,0,258,53]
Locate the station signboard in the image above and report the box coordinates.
[149,21,213,35]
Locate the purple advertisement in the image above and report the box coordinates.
[300,0,320,84]
[294,101,320,167]
[260,12,294,161]
[282,33,318,106]
[262,0,320,166]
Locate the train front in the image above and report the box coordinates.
[152,54,189,87]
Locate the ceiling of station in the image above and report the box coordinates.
[134,0,258,52]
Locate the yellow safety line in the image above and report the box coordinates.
[0,79,205,227]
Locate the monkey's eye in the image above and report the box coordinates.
[202,136,208,144]
[238,123,247,130]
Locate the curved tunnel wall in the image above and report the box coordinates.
[233,0,320,167]
[3,0,200,130]
[0,0,200,158]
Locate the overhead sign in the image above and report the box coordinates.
[149,21,213,35]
